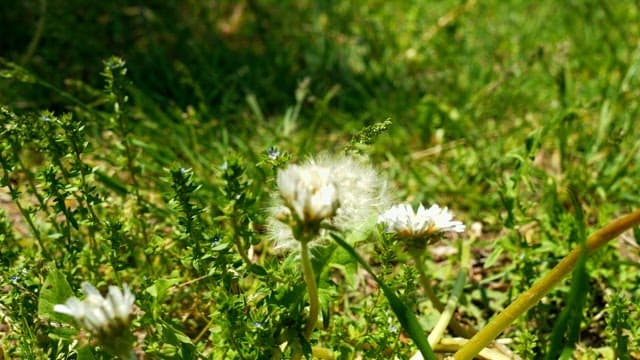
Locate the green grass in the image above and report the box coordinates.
[1,1,640,358]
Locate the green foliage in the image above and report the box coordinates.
[1,1,640,358]
[606,293,633,360]
[331,232,436,360]
[545,192,589,359]
[345,119,393,155]
[37,269,74,324]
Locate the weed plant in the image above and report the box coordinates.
[1,1,640,359]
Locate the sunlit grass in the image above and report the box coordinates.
[1,1,639,358]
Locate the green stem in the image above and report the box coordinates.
[455,209,640,359]
[427,239,471,347]
[300,239,319,340]
[235,239,252,265]
[21,0,47,65]
[413,253,475,339]
[0,163,50,261]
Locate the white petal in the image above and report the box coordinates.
[108,284,134,321]
[81,282,101,297]
[53,303,76,317]
[54,297,85,317]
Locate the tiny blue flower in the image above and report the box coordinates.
[267,146,280,160]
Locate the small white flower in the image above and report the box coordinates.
[269,155,389,251]
[54,282,135,335]
[378,203,464,248]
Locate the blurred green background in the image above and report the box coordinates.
[6,0,636,124]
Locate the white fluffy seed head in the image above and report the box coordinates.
[269,154,390,252]
[276,163,339,224]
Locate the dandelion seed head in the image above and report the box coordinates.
[276,162,339,224]
[268,154,389,252]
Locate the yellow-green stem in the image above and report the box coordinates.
[455,209,640,359]
[428,239,471,347]
[292,345,335,360]
[301,240,319,340]
[413,253,475,339]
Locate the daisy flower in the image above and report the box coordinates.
[54,282,135,336]
[378,203,465,251]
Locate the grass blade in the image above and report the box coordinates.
[331,232,436,360]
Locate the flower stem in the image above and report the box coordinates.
[427,239,471,347]
[412,253,475,339]
[454,209,640,359]
[300,239,319,340]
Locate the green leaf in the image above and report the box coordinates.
[37,269,74,323]
[160,319,196,358]
[145,278,181,301]
[483,243,504,269]
[248,264,267,276]
[330,233,436,360]
[76,346,96,360]
[545,190,589,359]
[94,170,129,196]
